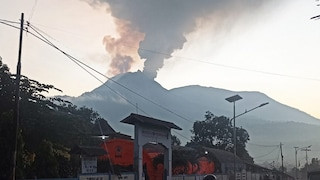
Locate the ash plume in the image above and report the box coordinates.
[92,0,271,79]
[103,18,144,76]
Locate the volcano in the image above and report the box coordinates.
[62,71,320,164]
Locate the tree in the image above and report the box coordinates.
[187,111,253,163]
[0,58,110,178]
[171,135,181,146]
[33,140,59,178]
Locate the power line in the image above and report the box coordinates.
[0,21,21,30]
[25,23,194,125]
[253,146,279,159]
[0,18,20,24]
[2,18,320,82]
[132,45,320,82]
[1,19,193,141]
[172,130,192,142]
[27,24,150,117]
[28,0,38,22]
[247,142,279,148]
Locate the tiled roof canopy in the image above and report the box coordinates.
[121,113,182,130]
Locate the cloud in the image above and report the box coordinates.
[90,0,272,79]
[103,18,145,76]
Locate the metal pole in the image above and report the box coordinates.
[294,147,299,180]
[301,146,311,178]
[305,148,310,174]
[233,101,236,180]
[280,143,284,180]
[12,12,24,180]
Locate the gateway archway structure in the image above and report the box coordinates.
[121,113,182,180]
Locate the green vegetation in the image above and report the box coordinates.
[187,111,253,163]
[0,59,106,179]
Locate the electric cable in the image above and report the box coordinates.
[0,19,20,24]
[253,146,279,159]
[28,0,38,22]
[0,21,21,30]
[172,130,192,142]
[130,44,320,82]
[26,23,194,123]
[21,22,190,163]
[247,142,279,148]
[3,19,320,83]
[27,24,150,117]
[25,22,194,146]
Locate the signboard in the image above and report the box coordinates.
[82,157,97,174]
[79,174,108,180]
[111,174,135,180]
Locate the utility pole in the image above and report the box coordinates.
[294,147,299,180]
[12,12,24,180]
[233,101,236,180]
[301,146,311,175]
[280,143,284,180]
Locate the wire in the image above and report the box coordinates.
[4,17,320,82]
[0,19,20,24]
[247,142,279,148]
[1,19,191,141]
[28,0,38,22]
[172,130,192,142]
[253,146,279,159]
[0,21,21,30]
[130,44,320,82]
[26,23,193,125]
[275,148,280,164]
[28,22,61,44]
[27,24,150,116]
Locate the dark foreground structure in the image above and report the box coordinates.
[70,113,294,180]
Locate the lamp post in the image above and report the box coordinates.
[301,145,312,179]
[294,147,299,180]
[294,145,311,180]
[225,95,269,180]
[225,95,242,180]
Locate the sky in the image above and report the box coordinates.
[1,0,320,121]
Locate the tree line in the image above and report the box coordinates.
[0,59,109,179]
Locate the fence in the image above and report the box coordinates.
[24,172,283,180]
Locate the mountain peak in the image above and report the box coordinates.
[111,70,153,83]
[106,70,167,92]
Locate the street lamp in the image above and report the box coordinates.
[225,95,269,180]
[294,145,311,180]
[225,95,242,180]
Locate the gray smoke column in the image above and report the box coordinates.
[103,18,144,76]
[94,0,270,79]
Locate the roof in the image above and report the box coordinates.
[70,145,107,157]
[203,147,244,164]
[121,113,182,130]
[108,132,132,140]
[93,119,116,135]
